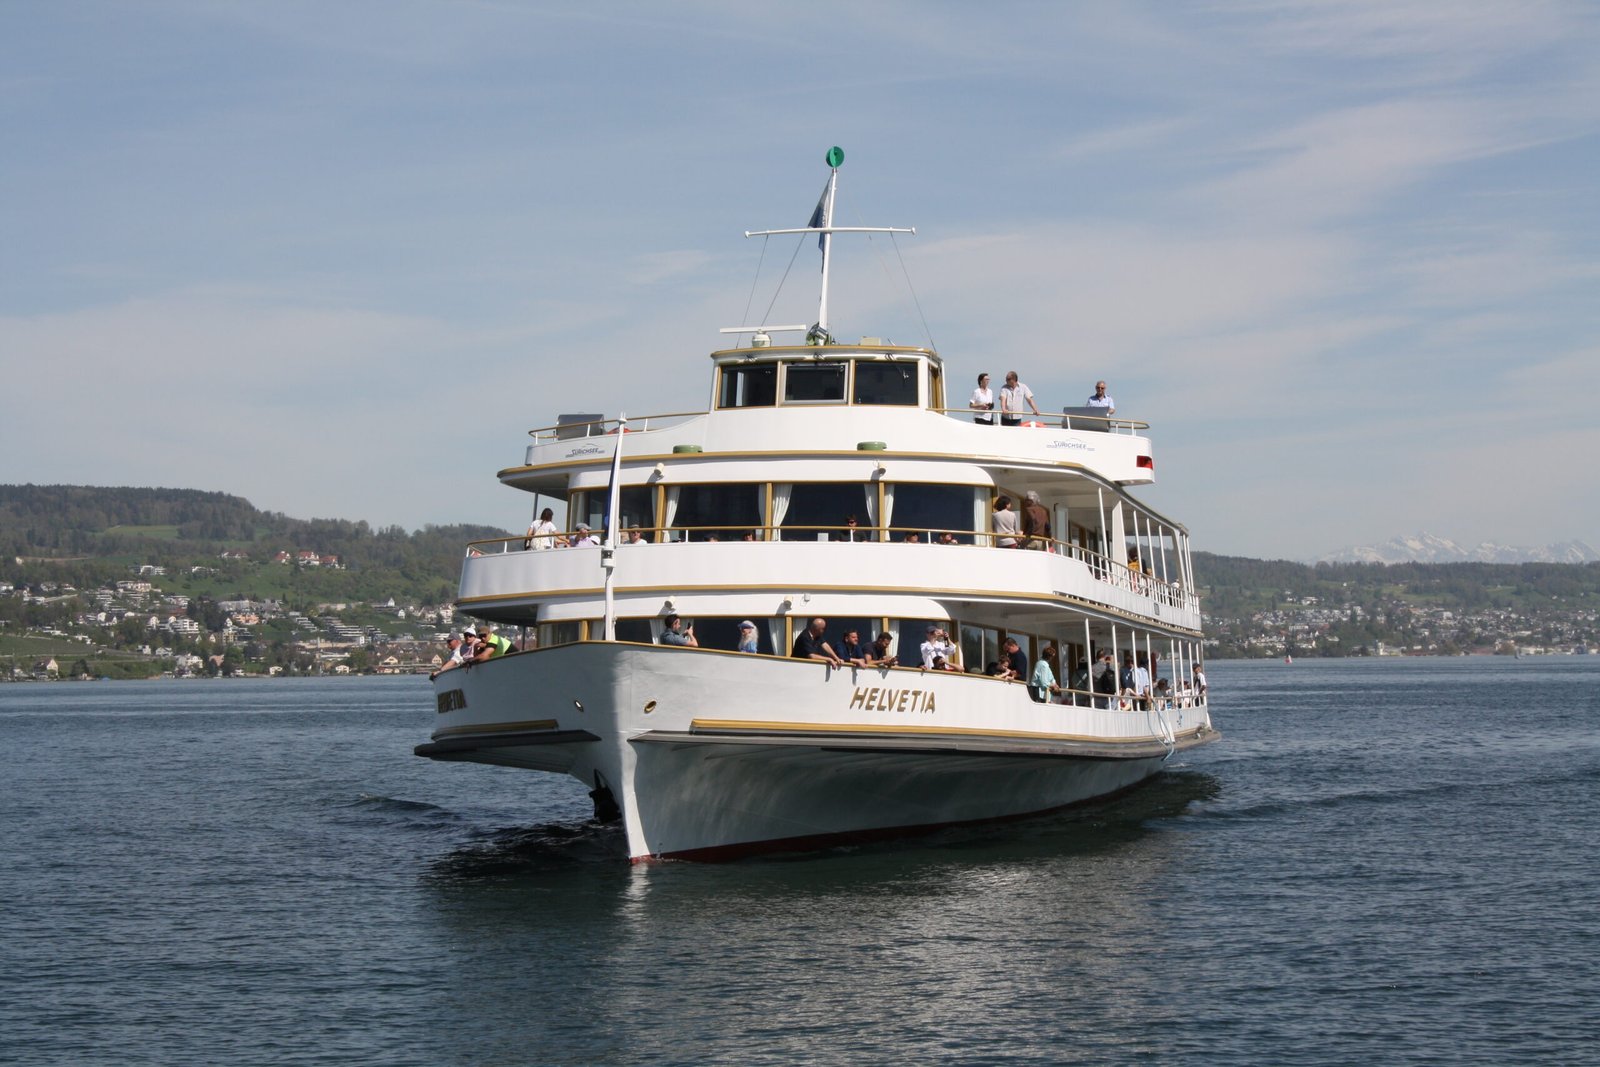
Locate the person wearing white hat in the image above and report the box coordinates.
[737,621,758,653]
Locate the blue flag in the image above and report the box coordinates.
[807,180,830,253]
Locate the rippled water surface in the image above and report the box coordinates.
[2,658,1597,1065]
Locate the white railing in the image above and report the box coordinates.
[934,406,1147,436]
[461,527,1198,615]
[526,411,704,445]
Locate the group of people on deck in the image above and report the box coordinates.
[780,617,1205,709]
[429,624,515,680]
[523,508,601,549]
[970,373,1115,427]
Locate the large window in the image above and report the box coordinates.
[808,616,878,659]
[892,618,946,669]
[889,484,980,543]
[853,362,918,406]
[570,486,655,536]
[667,483,762,542]
[614,618,655,644]
[539,620,582,647]
[784,362,847,403]
[718,365,777,408]
[960,623,1002,675]
[776,482,873,541]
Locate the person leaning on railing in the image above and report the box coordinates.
[471,626,512,662]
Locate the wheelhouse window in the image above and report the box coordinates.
[718,364,777,409]
[853,361,918,406]
[783,361,847,403]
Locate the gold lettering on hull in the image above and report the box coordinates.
[848,687,936,714]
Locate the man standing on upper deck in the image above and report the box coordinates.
[998,371,1041,427]
[1086,380,1115,416]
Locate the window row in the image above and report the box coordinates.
[717,359,931,409]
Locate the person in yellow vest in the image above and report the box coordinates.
[471,625,513,662]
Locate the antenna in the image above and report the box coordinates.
[743,147,914,341]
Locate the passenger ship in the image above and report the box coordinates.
[417,149,1217,861]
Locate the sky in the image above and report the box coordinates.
[2,1,1596,560]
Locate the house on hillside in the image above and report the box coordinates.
[33,658,59,679]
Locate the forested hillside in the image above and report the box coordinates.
[1,484,509,606]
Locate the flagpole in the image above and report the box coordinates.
[600,412,626,641]
[817,163,839,336]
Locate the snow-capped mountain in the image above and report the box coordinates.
[1317,533,1600,565]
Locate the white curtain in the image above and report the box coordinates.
[973,490,990,547]
[880,484,895,535]
[770,484,792,540]
[863,484,878,529]
[663,487,680,542]
[1109,503,1127,584]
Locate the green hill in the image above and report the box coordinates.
[1,484,508,607]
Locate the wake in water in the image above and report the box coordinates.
[425,822,629,880]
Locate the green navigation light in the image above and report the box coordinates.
[826,146,844,168]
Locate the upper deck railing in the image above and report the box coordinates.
[931,407,1148,435]
[523,404,1148,445]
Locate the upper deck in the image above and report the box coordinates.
[501,342,1153,495]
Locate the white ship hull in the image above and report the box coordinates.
[419,643,1215,861]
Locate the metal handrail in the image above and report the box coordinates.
[526,411,705,443]
[933,406,1147,434]
[524,407,1147,442]
[460,525,1197,611]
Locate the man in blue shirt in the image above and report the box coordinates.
[1003,636,1028,680]
[837,628,870,666]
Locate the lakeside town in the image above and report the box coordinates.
[2,551,462,681]
[5,550,1597,681]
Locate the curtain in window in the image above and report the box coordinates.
[862,484,877,529]
[770,483,792,537]
[663,487,680,542]
[1109,503,1127,585]
[880,484,895,534]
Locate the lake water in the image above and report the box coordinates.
[2,657,1597,1065]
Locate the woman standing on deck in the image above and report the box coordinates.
[1030,645,1063,703]
[993,495,1020,549]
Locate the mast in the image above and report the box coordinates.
[816,147,842,335]
[741,146,913,344]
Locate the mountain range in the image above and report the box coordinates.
[1317,532,1600,566]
